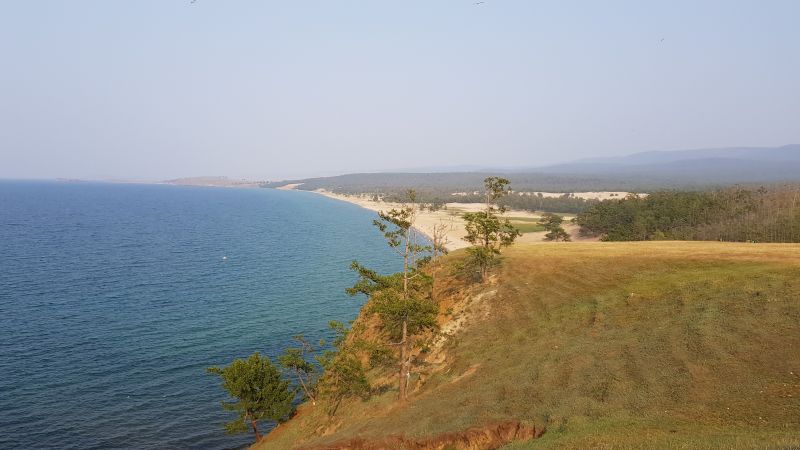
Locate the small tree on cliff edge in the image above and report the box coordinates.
[462,177,521,281]
[347,190,438,402]
[315,321,371,417]
[207,352,294,443]
[278,334,317,405]
[348,266,437,402]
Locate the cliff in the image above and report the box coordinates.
[257,242,800,449]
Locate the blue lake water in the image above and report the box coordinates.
[0,181,400,449]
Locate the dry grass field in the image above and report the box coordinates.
[258,242,800,449]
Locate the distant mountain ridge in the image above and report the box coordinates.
[538,144,800,172]
[273,144,800,193]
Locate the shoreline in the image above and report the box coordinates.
[311,190,461,250]
[287,187,597,250]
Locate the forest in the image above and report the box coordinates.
[267,171,709,195]
[575,185,800,242]
[380,191,599,214]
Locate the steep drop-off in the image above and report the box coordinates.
[258,242,800,449]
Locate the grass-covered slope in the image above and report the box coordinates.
[259,242,800,449]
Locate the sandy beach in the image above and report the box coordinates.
[296,188,597,251]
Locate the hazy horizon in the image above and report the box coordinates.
[2,1,799,180]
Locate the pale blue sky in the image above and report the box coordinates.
[1,0,798,180]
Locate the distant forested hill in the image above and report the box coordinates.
[270,172,664,194]
[267,145,800,197]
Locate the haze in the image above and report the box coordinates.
[1,1,798,181]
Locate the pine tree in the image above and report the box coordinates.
[462,177,521,281]
[539,213,571,241]
[207,353,294,443]
[278,335,317,405]
[347,190,438,401]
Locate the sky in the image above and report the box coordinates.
[1,1,799,181]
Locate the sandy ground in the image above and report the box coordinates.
[307,190,599,250]
[316,191,474,250]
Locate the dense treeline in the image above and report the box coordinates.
[576,185,800,242]
[372,191,598,214]
[498,193,599,214]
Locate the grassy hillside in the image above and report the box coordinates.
[257,242,800,449]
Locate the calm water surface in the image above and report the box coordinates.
[0,181,399,449]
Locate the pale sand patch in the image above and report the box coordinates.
[310,190,600,250]
[314,191,472,250]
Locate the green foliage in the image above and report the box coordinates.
[206,352,294,439]
[463,211,521,248]
[278,335,317,403]
[545,227,571,241]
[347,258,438,355]
[538,212,563,230]
[416,191,598,214]
[278,348,314,377]
[459,245,501,281]
[374,207,413,249]
[499,192,599,214]
[366,288,438,341]
[347,259,437,343]
[344,190,440,402]
[483,176,513,207]
[539,213,571,241]
[345,261,403,297]
[317,320,350,356]
[576,186,800,242]
[461,177,521,280]
[314,322,371,416]
[370,191,432,268]
[316,353,370,417]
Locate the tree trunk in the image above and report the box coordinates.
[399,205,413,402]
[398,319,408,401]
[295,371,316,405]
[251,419,262,442]
[330,396,343,417]
[403,230,409,296]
